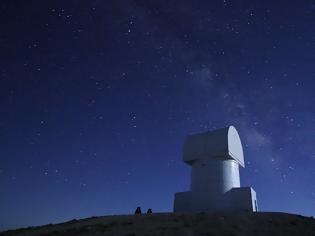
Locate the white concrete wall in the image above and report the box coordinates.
[190,158,240,212]
[251,188,258,212]
[224,187,258,212]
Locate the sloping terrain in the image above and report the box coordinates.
[1,212,314,236]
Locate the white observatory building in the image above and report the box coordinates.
[174,126,258,213]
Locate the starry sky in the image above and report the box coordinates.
[1,0,315,231]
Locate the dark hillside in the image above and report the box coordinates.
[1,212,315,236]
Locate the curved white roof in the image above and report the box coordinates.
[183,126,245,167]
[227,126,244,166]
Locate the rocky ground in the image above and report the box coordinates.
[1,212,315,236]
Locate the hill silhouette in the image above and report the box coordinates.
[1,212,314,236]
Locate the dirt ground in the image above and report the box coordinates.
[1,212,315,236]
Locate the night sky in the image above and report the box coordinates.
[1,0,315,231]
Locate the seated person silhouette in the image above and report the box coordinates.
[134,206,141,214]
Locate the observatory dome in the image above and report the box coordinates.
[183,126,244,167]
